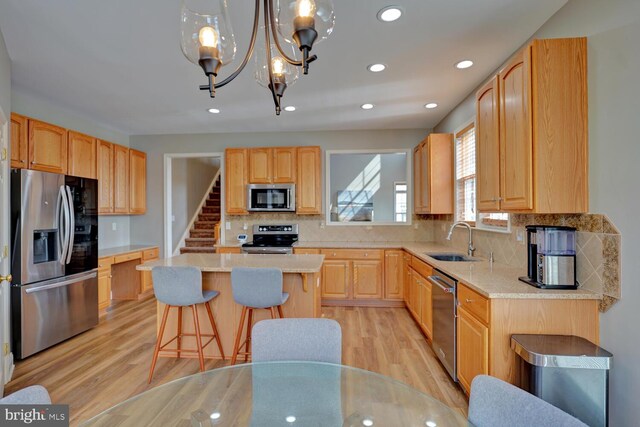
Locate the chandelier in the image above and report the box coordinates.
[180,0,335,115]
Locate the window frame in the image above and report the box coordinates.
[393,181,408,223]
[454,121,477,227]
[324,149,412,226]
[453,119,511,233]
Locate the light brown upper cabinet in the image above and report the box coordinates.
[476,37,588,213]
[28,119,67,174]
[129,149,147,214]
[225,148,249,215]
[296,146,322,214]
[113,145,130,214]
[476,76,501,212]
[272,147,297,183]
[67,131,97,179]
[248,147,297,183]
[97,140,114,214]
[413,133,454,214]
[10,113,28,169]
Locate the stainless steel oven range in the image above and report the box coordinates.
[241,224,298,254]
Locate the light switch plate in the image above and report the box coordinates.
[516,229,525,244]
[111,222,117,231]
[225,221,231,230]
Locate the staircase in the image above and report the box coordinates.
[179,178,221,254]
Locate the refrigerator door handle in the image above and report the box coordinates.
[24,271,97,294]
[56,186,64,263]
[65,185,75,265]
[58,185,70,265]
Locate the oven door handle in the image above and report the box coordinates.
[427,276,455,294]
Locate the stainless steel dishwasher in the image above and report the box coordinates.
[427,269,457,381]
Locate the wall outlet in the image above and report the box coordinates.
[414,223,419,230]
[111,222,117,231]
[243,223,248,231]
[225,221,231,230]
[319,222,325,229]
[516,229,525,244]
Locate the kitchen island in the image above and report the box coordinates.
[137,253,324,359]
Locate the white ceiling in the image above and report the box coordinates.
[0,0,567,135]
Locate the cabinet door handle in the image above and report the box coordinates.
[332,252,336,256]
[364,253,368,257]
[31,161,36,165]
[465,298,474,303]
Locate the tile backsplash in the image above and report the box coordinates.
[432,213,620,312]
[224,214,434,243]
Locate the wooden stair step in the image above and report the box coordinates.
[201,206,219,214]
[185,238,216,247]
[194,221,217,230]
[180,247,216,254]
[198,214,220,221]
[190,230,216,238]
[205,199,220,207]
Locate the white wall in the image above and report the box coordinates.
[171,157,220,250]
[11,89,132,249]
[434,1,640,424]
[130,129,428,255]
[0,29,10,116]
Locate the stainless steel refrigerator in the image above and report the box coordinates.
[10,169,99,359]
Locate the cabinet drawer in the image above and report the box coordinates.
[458,284,489,324]
[142,248,159,260]
[411,256,433,279]
[113,251,142,264]
[320,249,383,260]
[98,256,114,271]
[293,248,320,255]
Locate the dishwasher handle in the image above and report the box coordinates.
[427,275,455,294]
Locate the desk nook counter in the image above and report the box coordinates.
[137,253,324,359]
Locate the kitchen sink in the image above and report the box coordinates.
[425,253,480,262]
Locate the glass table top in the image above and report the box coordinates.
[81,362,469,427]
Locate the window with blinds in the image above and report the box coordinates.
[455,124,476,225]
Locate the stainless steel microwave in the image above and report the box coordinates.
[247,184,296,212]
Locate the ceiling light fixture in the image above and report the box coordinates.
[207,108,220,114]
[424,103,438,109]
[367,63,386,73]
[181,0,335,115]
[455,59,474,69]
[377,6,402,22]
[361,103,374,110]
[284,105,296,112]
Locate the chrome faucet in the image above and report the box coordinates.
[446,221,475,257]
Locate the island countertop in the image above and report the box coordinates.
[136,253,325,273]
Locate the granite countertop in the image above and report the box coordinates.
[298,241,602,300]
[99,244,159,258]
[136,253,324,274]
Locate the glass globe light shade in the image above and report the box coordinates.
[254,34,300,88]
[180,0,236,67]
[275,0,335,45]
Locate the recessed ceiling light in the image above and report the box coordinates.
[207,108,220,114]
[367,63,386,73]
[361,103,375,110]
[284,106,296,112]
[210,412,221,420]
[285,415,296,423]
[455,60,474,69]
[425,103,438,109]
[377,6,403,22]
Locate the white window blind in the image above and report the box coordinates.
[455,124,476,224]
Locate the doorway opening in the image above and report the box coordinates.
[163,152,224,258]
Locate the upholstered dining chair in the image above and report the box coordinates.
[0,385,51,404]
[468,375,588,427]
[252,318,342,364]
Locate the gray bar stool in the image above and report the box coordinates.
[230,267,289,365]
[148,266,225,382]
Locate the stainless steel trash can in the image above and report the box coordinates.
[511,334,612,427]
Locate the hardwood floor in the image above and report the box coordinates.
[5,297,468,425]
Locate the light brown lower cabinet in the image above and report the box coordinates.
[98,256,114,311]
[216,247,242,254]
[419,280,433,339]
[321,260,350,299]
[141,248,159,293]
[457,306,489,394]
[352,260,383,299]
[384,250,404,300]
